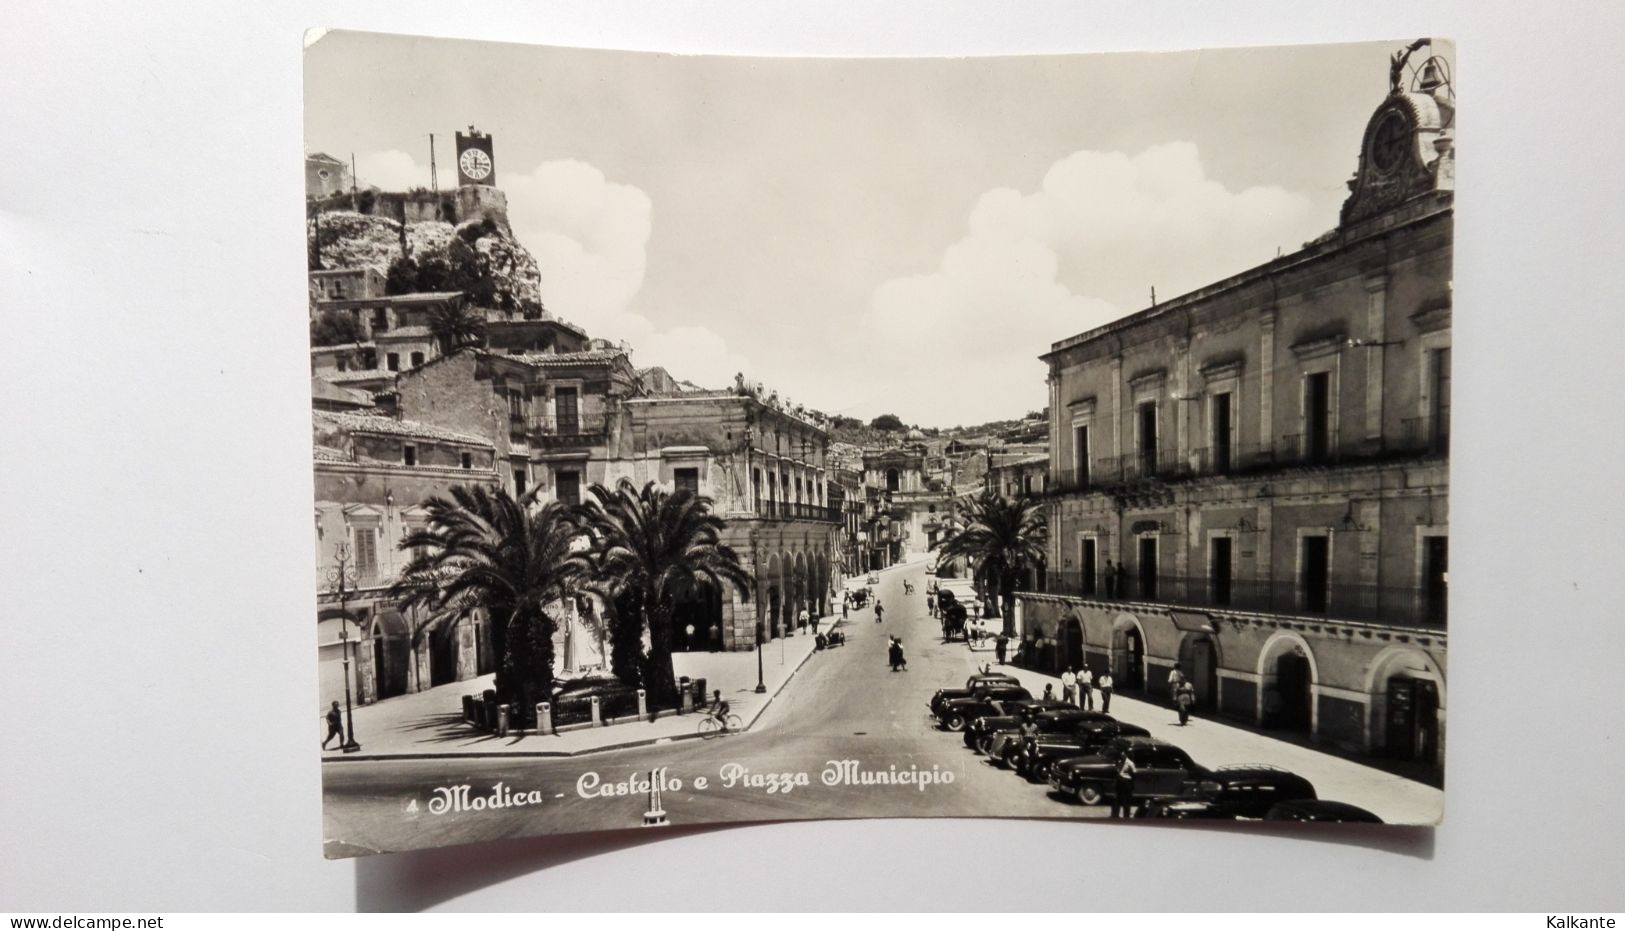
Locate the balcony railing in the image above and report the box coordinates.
[754,501,838,522]
[526,413,609,445]
[1038,572,1446,629]
[1048,425,1449,496]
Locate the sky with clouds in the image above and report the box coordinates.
[305,34,1416,427]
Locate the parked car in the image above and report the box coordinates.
[1013,719,1151,781]
[1140,766,1317,820]
[1046,736,1201,804]
[928,673,1022,716]
[935,687,1034,731]
[983,709,1116,762]
[962,701,1077,750]
[1263,799,1384,823]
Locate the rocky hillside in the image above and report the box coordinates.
[307,210,543,310]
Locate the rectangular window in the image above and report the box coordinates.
[1137,535,1158,600]
[410,351,425,368]
[360,349,377,370]
[352,525,377,579]
[386,352,400,372]
[674,468,699,496]
[1211,392,1233,474]
[1210,536,1233,606]
[460,452,472,470]
[1301,534,1330,613]
[1073,425,1090,487]
[556,470,581,506]
[1138,402,1158,476]
[1080,538,1098,596]
[1423,536,1448,623]
[554,387,579,435]
[402,444,416,467]
[1430,347,1451,453]
[513,464,527,498]
[372,308,389,332]
[753,468,763,510]
[1305,372,1331,463]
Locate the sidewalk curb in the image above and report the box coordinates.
[323,618,828,764]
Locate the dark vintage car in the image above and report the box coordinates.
[928,673,1022,716]
[1263,799,1384,823]
[1013,718,1150,780]
[980,708,1115,760]
[1139,766,1318,820]
[935,687,1034,731]
[962,701,1078,750]
[1047,736,1204,804]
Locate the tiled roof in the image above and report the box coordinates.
[387,292,466,304]
[509,349,627,367]
[310,341,375,355]
[313,411,493,447]
[313,445,351,462]
[322,370,393,384]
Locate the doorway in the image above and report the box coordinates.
[1210,536,1233,606]
[1385,676,1441,762]
[1272,651,1313,732]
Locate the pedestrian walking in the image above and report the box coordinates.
[811,613,820,636]
[1060,667,1078,706]
[1098,672,1114,714]
[1111,753,1138,818]
[798,606,810,632]
[875,600,884,623]
[995,633,1008,666]
[321,701,344,750]
[926,589,937,618]
[1168,667,1185,705]
[1078,666,1095,710]
[1176,680,1196,726]
[842,596,850,621]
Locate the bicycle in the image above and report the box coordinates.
[697,712,744,739]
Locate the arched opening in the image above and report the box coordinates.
[1062,617,1085,673]
[1367,648,1444,763]
[793,552,809,630]
[1259,635,1317,734]
[762,555,783,639]
[367,611,411,701]
[1178,632,1220,710]
[1111,614,1146,690]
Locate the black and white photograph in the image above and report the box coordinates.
[306,31,1453,858]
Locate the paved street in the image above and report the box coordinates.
[323,556,1441,857]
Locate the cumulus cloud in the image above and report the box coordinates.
[865,141,1323,425]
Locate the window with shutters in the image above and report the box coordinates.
[556,470,581,506]
[402,445,416,467]
[352,524,378,583]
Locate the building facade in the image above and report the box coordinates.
[313,411,501,711]
[1017,60,1453,771]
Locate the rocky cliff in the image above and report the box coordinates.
[307,209,543,311]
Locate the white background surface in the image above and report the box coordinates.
[3,0,1624,912]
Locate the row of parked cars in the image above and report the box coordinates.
[928,673,1383,822]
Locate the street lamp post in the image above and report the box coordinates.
[754,622,766,694]
[327,542,363,753]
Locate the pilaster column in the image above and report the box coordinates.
[1364,275,1389,447]
[1259,307,1277,456]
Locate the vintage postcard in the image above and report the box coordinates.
[308,32,1452,857]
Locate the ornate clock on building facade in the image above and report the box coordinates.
[454,126,495,187]
[1369,108,1412,175]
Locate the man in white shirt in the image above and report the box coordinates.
[1060,667,1078,706]
[1078,666,1095,710]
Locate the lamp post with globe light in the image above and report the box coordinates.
[327,541,363,753]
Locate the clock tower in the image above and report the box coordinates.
[1340,39,1455,227]
[455,126,496,187]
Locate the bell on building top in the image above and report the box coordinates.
[1417,58,1444,93]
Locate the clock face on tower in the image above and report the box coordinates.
[1369,109,1411,175]
[459,148,492,181]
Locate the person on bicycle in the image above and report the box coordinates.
[708,690,731,732]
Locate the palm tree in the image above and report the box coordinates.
[575,479,753,706]
[426,298,487,355]
[389,486,589,718]
[936,489,1048,637]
